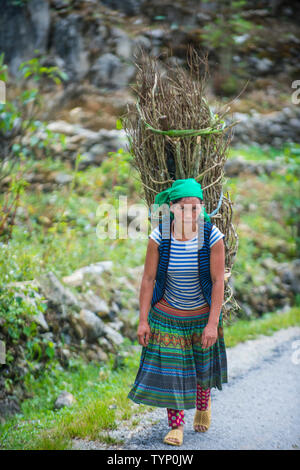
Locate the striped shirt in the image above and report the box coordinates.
[149,224,225,310]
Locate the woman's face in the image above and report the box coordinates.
[170,197,204,223]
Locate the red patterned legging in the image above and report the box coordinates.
[167,384,210,427]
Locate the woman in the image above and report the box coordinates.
[127,178,228,446]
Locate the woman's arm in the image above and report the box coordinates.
[208,237,225,326]
[139,238,159,324]
[137,238,159,347]
[201,238,225,348]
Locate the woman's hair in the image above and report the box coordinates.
[171,197,202,204]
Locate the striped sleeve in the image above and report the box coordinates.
[210,225,225,248]
[149,226,161,246]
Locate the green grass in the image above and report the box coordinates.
[224,306,300,347]
[0,343,154,450]
[1,306,299,450]
[228,142,294,162]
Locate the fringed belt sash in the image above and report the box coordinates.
[155,298,210,316]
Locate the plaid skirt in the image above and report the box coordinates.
[127,298,228,410]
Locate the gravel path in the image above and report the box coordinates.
[71,326,300,450]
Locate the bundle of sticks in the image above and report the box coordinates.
[121,45,240,321]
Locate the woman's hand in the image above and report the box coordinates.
[201,323,218,349]
[137,321,151,347]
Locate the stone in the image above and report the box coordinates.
[61,348,71,359]
[54,391,75,409]
[261,258,280,271]
[100,0,145,16]
[31,311,49,331]
[90,52,136,90]
[74,323,84,339]
[54,173,73,185]
[52,14,89,81]
[62,261,114,286]
[103,324,124,347]
[78,309,105,341]
[108,320,124,331]
[80,290,110,316]
[35,272,82,309]
[98,336,113,352]
[290,260,300,294]
[86,350,99,361]
[0,0,50,77]
[88,143,106,156]
[96,347,108,362]
[0,397,21,421]
[111,27,133,60]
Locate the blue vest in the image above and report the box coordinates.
[150,218,222,321]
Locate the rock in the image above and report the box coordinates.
[111,27,134,60]
[9,286,50,331]
[224,156,248,176]
[261,258,280,271]
[240,302,254,318]
[115,276,136,292]
[98,336,114,352]
[61,271,84,287]
[133,35,152,52]
[32,311,49,331]
[54,391,75,409]
[269,123,282,136]
[230,106,300,147]
[264,161,282,175]
[95,347,108,362]
[290,260,300,294]
[35,272,82,309]
[100,0,146,16]
[80,290,110,316]
[233,34,250,45]
[23,119,129,170]
[62,261,114,286]
[108,319,124,331]
[276,304,292,314]
[249,57,274,74]
[196,12,212,22]
[61,348,71,359]
[90,52,136,90]
[54,173,73,185]
[51,0,70,8]
[277,263,295,286]
[41,332,54,341]
[102,324,124,347]
[273,276,281,285]
[224,156,284,177]
[111,299,122,309]
[88,143,107,156]
[0,397,21,422]
[74,323,84,339]
[52,13,89,81]
[47,120,99,139]
[282,107,295,118]
[78,309,105,341]
[0,0,50,77]
[86,350,99,361]
[290,118,300,130]
[78,152,98,170]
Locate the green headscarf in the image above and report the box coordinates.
[153,178,211,222]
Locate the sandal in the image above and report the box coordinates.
[193,396,211,432]
[163,428,184,446]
